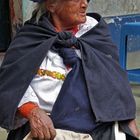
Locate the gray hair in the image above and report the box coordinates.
[35,0,57,22]
[35,2,47,22]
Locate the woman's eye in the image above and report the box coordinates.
[69,0,80,2]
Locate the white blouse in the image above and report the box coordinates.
[18,16,98,113]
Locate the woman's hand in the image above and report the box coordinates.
[128,119,140,138]
[27,107,56,140]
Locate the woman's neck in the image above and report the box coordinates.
[50,15,78,32]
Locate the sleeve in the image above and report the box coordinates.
[18,85,39,107]
[13,85,39,129]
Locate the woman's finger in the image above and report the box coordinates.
[49,127,56,140]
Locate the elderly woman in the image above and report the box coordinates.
[0,0,139,140]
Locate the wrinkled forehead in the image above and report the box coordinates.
[30,0,90,3]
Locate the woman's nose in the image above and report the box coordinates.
[81,0,88,8]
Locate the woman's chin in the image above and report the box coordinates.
[79,17,87,24]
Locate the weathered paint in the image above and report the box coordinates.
[110,20,140,83]
[22,0,37,23]
[105,14,140,72]
[88,0,140,17]
[10,0,22,38]
[9,0,37,38]
[105,14,140,50]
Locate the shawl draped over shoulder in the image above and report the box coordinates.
[0,13,136,130]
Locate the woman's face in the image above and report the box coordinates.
[49,0,88,30]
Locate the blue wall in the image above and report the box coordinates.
[106,14,140,50]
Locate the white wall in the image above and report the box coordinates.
[88,0,140,16]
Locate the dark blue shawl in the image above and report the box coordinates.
[0,13,136,130]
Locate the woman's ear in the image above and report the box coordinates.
[46,2,57,13]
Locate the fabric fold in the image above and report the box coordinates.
[0,13,136,130]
